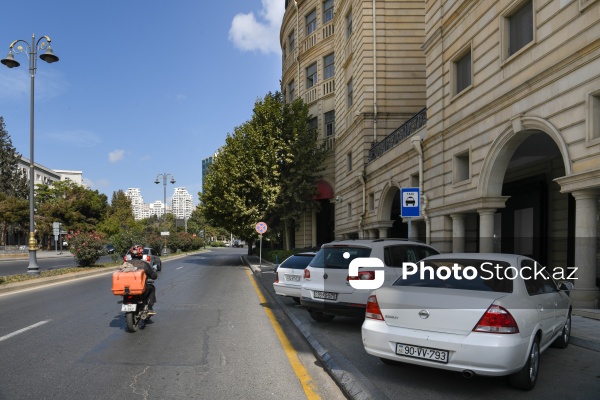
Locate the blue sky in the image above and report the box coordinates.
[0,0,283,206]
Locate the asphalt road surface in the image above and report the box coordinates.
[0,250,344,400]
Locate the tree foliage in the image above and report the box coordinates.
[35,180,109,241]
[0,117,29,245]
[199,93,328,249]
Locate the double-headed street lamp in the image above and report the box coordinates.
[2,34,59,275]
[155,173,175,254]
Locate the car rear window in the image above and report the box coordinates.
[279,254,315,269]
[310,246,372,269]
[393,259,513,293]
[384,245,440,266]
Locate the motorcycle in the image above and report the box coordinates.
[120,279,154,332]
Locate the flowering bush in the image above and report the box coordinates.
[67,231,106,267]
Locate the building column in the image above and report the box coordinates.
[570,190,600,308]
[478,209,496,253]
[450,213,466,253]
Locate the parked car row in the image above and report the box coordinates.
[273,239,573,391]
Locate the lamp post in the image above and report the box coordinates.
[155,173,175,254]
[2,34,59,275]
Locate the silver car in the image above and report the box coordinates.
[361,253,572,390]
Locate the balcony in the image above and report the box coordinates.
[322,22,334,40]
[304,86,318,104]
[322,78,335,97]
[302,31,318,54]
[341,37,353,66]
[324,135,335,151]
[368,108,427,163]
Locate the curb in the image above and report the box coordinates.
[242,256,388,400]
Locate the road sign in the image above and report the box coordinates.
[401,187,420,218]
[255,222,268,234]
[161,231,170,236]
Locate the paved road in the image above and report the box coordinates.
[0,250,344,400]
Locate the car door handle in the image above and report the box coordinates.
[538,305,544,311]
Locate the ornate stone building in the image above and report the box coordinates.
[281,0,600,307]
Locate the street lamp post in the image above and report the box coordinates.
[155,173,175,254]
[2,34,59,275]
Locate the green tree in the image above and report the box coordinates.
[275,98,329,249]
[200,92,283,250]
[0,117,29,245]
[200,93,327,250]
[35,181,109,247]
[97,190,136,238]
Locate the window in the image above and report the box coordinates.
[589,91,600,141]
[347,79,353,108]
[289,30,296,52]
[347,202,352,218]
[324,110,335,136]
[307,116,318,132]
[324,53,335,80]
[507,1,533,57]
[453,150,470,183]
[346,152,352,172]
[454,49,472,94]
[288,80,295,102]
[323,0,334,23]
[369,193,375,211]
[306,62,317,88]
[346,9,353,39]
[306,9,317,35]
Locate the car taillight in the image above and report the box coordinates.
[365,295,384,321]
[347,271,376,281]
[275,272,279,284]
[473,305,519,334]
[303,269,311,280]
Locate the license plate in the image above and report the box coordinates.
[396,343,449,364]
[313,291,338,300]
[285,274,301,282]
[121,304,136,312]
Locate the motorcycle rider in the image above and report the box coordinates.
[125,244,158,315]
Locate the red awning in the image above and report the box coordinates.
[313,181,333,200]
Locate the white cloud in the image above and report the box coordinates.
[229,0,284,54]
[108,149,125,163]
[83,177,109,190]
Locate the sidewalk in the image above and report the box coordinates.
[242,255,600,399]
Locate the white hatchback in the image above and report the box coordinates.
[273,252,316,303]
[361,253,573,390]
[300,239,439,322]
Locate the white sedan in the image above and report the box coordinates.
[273,252,316,304]
[361,253,572,391]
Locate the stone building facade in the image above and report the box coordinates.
[281,0,600,307]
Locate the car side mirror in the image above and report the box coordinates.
[558,281,574,296]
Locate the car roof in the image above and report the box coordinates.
[422,253,527,263]
[321,238,428,248]
[292,252,317,256]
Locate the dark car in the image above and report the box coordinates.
[405,196,416,206]
[104,244,115,254]
[142,247,162,271]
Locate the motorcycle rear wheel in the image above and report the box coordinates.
[126,311,140,332]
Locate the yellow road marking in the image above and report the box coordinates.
[245,269,321,400]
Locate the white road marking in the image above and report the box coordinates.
[0,320,51,342]
[176,266,184,270]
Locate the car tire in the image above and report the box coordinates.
[380,357,402,366]
[308,310,335,322]
[551,312,571,349]
[292,297,301,304]
[509,336,540,391]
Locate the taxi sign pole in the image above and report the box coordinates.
[255,222,268,268]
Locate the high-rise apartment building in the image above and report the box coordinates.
[124,188,145,220]
[172,187,193,220]
[282,0,600,307]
